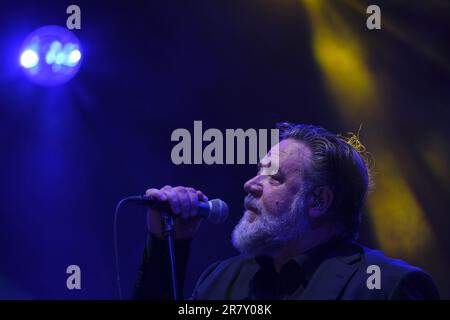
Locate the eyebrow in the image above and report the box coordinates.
[257,162,283,176]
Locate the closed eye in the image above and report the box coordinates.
[268,175,282,184]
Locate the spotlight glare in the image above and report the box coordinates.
[68,50,81,64]
[19,25,83,86]
[55,52,66,65]
[45,50,56,65]
[20,49,39,68]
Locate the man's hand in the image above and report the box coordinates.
[145,185,208,240]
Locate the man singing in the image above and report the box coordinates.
[133,123,439,300]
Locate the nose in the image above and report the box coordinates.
[243,175,263,198]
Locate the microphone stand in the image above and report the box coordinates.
[160,211,179,300]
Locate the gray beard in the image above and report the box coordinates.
[231,190,308,256]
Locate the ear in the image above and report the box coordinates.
[306,186,334,219]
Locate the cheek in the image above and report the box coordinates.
[261,190,292,216]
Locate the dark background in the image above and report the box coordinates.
[0,0,449,299]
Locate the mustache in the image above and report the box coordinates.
[244,195,261,212]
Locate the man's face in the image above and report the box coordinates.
[232,138,313,255]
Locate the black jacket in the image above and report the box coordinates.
[134,235,440,300]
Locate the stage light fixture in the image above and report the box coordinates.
[19,25,83,86]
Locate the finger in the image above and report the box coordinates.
[162,187,181,215]
[187,188,199,217]
[174,187,191,219]
[145,188,167,201]
[197,190,209,202]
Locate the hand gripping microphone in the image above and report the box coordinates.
[125,195,229,224]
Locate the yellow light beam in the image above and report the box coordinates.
[343,0,450,71]
[367,152,436,258]
[301,0,444,266]
[302,0,377,119]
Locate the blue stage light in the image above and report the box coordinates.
[19,25,83,86]
[20,49,40,68]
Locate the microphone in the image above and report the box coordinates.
[125,196,229,224]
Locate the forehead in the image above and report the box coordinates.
[262,138,312,174]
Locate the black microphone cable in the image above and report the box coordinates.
[113,197,133,300]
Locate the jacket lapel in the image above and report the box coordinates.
[298,243,362,300]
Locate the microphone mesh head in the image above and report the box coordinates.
[208,199,229,224]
